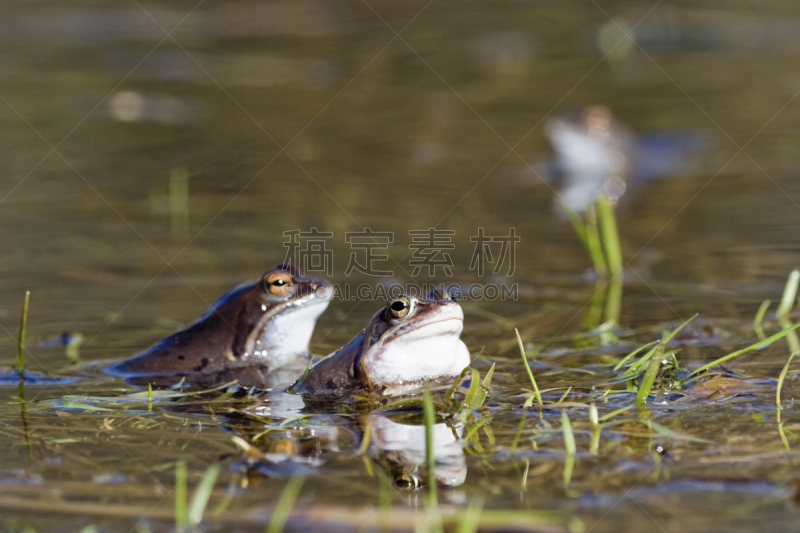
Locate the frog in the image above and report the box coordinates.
[545,105,634,216]
[108,263,332,380]
[545,105,706,217]
[293,287,470,398]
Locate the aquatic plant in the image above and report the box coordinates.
[515,328,542,407]
[15,291,30,377]
[266,476,305,533]
[560,195,622,279]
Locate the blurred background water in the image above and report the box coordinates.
[2,1,800,531]
[2,0,800,356]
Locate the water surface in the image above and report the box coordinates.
[2,1,800,531]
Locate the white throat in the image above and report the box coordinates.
[365,317,471,394]
[248,297,330,369]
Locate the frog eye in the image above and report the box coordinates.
[393,472,420,491]
[264,272,293,297]
[387,296,411,319]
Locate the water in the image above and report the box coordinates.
[2,1,800,531]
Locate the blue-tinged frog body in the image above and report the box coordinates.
[108,264,332,381]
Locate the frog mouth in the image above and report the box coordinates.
[389,316,464,342]
[280,284,333,313]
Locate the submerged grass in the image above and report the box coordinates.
[562,196,624,340]
[16,382,33,460]
[561,411,575,489]
[778,269,799,317]
[634,336,668,405]
[775,271,800,420]
[189,465,219,525]
[15,291,30,376]
[175,461,188,532]
[596,195,622,277]
[422,389,441,531]
[777,352,796,424]
[455,498,484,533]
[588,404,600,456]
[266,476,305,533]
[754,299,771,339]
[560,200,606,278]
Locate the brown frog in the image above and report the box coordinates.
[108,264,332,379]
[293,287,470,398]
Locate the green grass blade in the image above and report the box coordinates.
[423,389,443,532]
[211,482,237,517]
[468,363,495,410]
[266,476,305,533]
[561,410,575,487]
[423,389,438,510]
[779,422,791,450]
[510,407,528,455]
[463,369,481,409]
[189,464,219,525]
[754,299,771,339]
[597,195,622,276]
[515,329,542,407]
[603,273,623,331]
[634,336,667,404]
[621,347,658,378]
[585,206,607,277]
[17,382,33,459]
[622,315,696,378]
[175,461,188,531]
[778,269,800,317]
[559,198,607,277]
[613,341,658,371]
[456,497,484,533]
[689,321,800,376]
[776,339,799,420]
[293,356,315,390]
[444,366,471,408]
[589,405,600,456]
[15,291,30,376]
[582,280,606,330]
[597,404,633,422]
[780,314,799,356]
[481,363,495,389]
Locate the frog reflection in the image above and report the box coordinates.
[368,413,466,490]
[230,408,466,490]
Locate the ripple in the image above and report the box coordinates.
[0,369,80,386]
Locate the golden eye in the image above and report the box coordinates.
[264,272,293,296]
[393,472,419,491]
[387,296,411,319]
